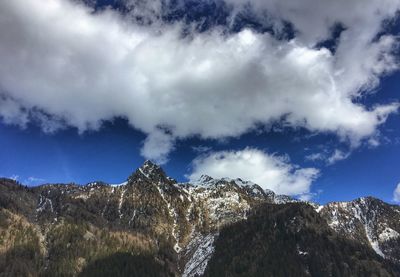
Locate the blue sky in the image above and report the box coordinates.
[0,0,400,204]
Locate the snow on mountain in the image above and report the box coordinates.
[320,197,400,261]
[182,233,218,277]
[2,161,400,275]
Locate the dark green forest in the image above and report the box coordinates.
[204,203,400,277]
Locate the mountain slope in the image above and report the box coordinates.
[204,203,399,277]
[0,161,400,276]
[320,197,400,262]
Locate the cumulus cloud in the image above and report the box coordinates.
[140,129,175,164]
[188,148,319,196]
[0,0,399,163]
[224,0,400,45]
[394,183,400,203]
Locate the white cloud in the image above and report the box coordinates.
[26,177,46,185]
[188,148,319,196]
[394,183,400,203]
[140,129,175,164]
[298,193,316,202]
[5,175,45,184]
[224,0,400,45]
[192,145,212,153]
[326,149,351,165]
[305,149,351,165]
[0,0,399,162]
[9,175,19,181]
[305,153,325,162]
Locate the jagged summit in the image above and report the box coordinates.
[198,174,213,182]
[191,174,215,186]
[130,160,175,184]
[1,172,400,276]
[140,160,164,175]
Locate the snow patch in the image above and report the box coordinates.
[36,195,54,213]
[129,209,137,226]
[118,188,127,219]
[379,227,400,242]
[297,245,308,256]
[315,205,324,213]
[110,181,128,187]
[182,233,217,277]
[353,203,385,257]
[138,167,149,179]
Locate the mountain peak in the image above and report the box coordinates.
[141,160,159,169]
[198,174,214,183]
[130,160,174,183]
[139,160,164,175]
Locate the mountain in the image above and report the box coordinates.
[320,197,400,263]
[204,203,398,277]
[0,161,399,276]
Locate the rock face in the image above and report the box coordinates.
[204,203,399,277]
[319,197,400,263]
[0,161,400,276]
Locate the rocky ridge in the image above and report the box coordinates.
[0,161,399,276]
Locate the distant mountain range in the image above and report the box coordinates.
[1,161,399,276]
